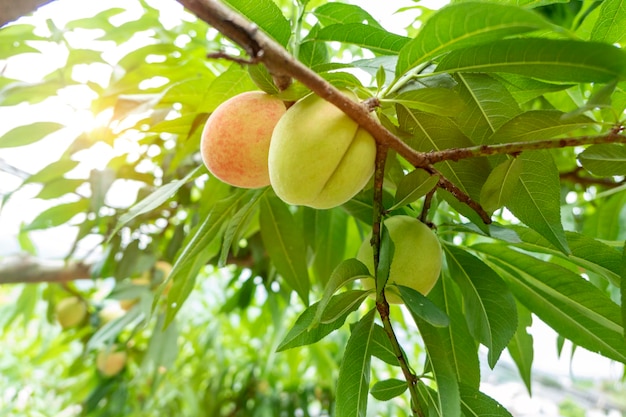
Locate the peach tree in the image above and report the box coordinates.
[1,0,626,416]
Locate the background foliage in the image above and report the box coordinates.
[1,0,626,416]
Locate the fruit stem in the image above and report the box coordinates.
[371,144,424,417]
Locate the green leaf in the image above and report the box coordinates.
[389,88,465,117]
[299,25,330,70]
[390,169,439,211]
[311,258,371,327]
[313,3,383,29]
[277,291,365,351]
[590,0,626,45]
[310,208,349,287]
[198,65,257,113]
[621,243,626,340]
[429,277,481,388]
[460,384,513,417]
[370,324,400,366]
[480,158,523,215]
[23,159,80,185]
[455,73,521,144]
[436,39,626,83]
[224,0,291,46]
[164,191,247,325]
[476,243,626,363]
[496,73,572,104]
[370,379,407,401]
[376,224,394,298]
[218,188,267,267]
[510,228,623,286]
[396,2,551,77]
[410,311,461,417]
[335,309,376,417]
[315,23,409,55]
[0,122,64,148]
[507,303,534,394]
[578,144,626,177]
[111,166,203,238]
[320,291,369,324]
[488,110,594,144]
[397,107,490,200]
[443,244,517,367]
[397,285,449,327]
[507,151,570,254]
[260,195,310,304]
[23,199,90,231]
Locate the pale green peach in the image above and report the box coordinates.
[357,216,442,304]
[268,91,376,209]
[201,91,286,189]
[96,348,127,377]
[56,296,87,329]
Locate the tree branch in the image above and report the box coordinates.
[424,133,626,165]
[0,255,91,284]
[0,0,53,27]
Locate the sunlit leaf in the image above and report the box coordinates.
[590,0,626,45]
[436,39,626,83]
[396,2,551,76]
[315,23,409,55]
[23,199,90,231]
[314,3,383,29]
[224,0,291,46]
[0,122,64,148]
[389,88,465,117]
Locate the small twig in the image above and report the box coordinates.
[424,133,626,165]
[560,167,626,188]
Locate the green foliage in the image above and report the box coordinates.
[1,0,626,416]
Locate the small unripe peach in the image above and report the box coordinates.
[357,216,442,304]
[201,91,286,188]
[268,91,376,209]
[96,348,127,377]
[56,297,87,329]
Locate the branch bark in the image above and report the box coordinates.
[0,255,91,284]
[0,0,53,27]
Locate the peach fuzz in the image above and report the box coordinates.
[201,91,286,188]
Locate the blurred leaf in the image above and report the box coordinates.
[476,243,626,363]
[23,199,90,231]
[335,308,375,417]
[578,144,626,176]
[507,151,569,253]
[315,23,409,55]
[24,159,80,184]
[310,208,349,287]
[443,244,517,367]
[480,158,523,215]
[397,285,449,327]
[436,39,626,83]
[111,166,203,238]
[621,243,626,340]
[370,379,407,401]
[396,2,550,76]
[260,195,310,304]
[0,122,64,148]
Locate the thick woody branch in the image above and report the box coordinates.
[0,255,91,284]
